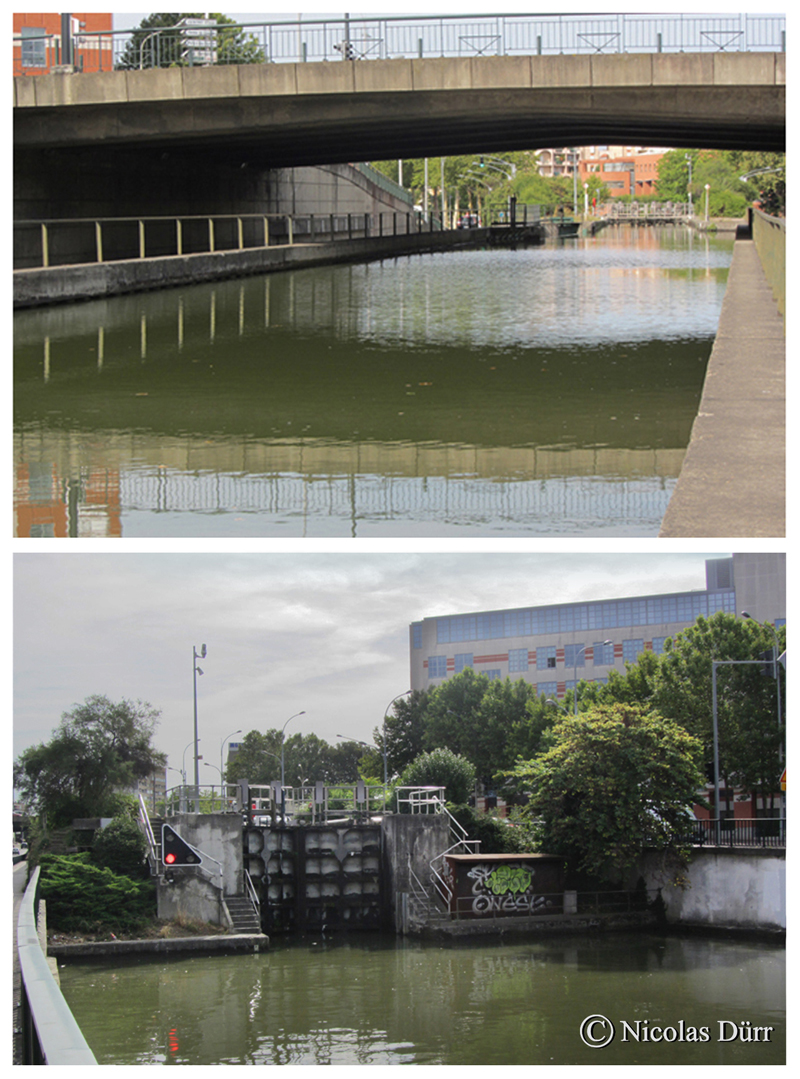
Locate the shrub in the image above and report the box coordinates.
[38,853,156,933]
[91,816,150,879]
[399,748,476,805]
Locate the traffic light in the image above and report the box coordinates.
[161,824,202,866]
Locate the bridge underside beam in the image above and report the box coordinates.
[15,83,784,166]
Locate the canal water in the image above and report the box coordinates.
[14,227,733,538]
[57,932,784,1065]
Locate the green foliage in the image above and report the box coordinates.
[656,148,785,216]
[225,729,364,787]
[14,696,166,828]
[38,853,156,933]
[653,613,785,809]
[91,817,149,879]
[448,804,534,854]
[508,703,705,882]
[399,747,476,805]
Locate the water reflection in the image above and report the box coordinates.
[14,228,733,537]
[58,932,784,1065]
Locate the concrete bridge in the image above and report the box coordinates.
[14,51,784,223]
[15,51,785,165]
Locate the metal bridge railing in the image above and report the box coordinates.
[14,14,786,76]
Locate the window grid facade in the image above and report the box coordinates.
[435,589,735,645]
[622,638,645,664]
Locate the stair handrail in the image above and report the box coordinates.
[137,793,159,866]
[244,869,260,916]
[423,794,481,911]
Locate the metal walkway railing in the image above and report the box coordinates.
[14,14,786,77]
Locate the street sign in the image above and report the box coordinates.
[780,767,786,792]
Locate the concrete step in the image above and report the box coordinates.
[225,896,261,933]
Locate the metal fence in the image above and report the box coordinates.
[692,817,785,848]
[14,210,436,271]
[15,13,786,76]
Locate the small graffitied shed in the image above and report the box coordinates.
[443,853,565,919]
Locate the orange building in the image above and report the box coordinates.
[579,151,666,198]
[14,12,113,75]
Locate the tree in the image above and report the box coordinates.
[653,613,785,812]
[399,748,476,805]
[116,13,265,70]
[376,689,429,777]
[14,696,167,828]
[508,703,705,882]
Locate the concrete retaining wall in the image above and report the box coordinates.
[13,229,479,308]
[639,848,785,934]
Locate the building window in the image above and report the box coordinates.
[622,639,645,663]
[593,641,614,666]
[428,656,446,679]
[454,653,473,673]
[508,648,529,673]
[485,669,502,680]
[537,646,557,670]
[564,643,586,668]
[651,637,668,655]
[538,681,558,697]
[412,623,422,649]
[21,27,47,67]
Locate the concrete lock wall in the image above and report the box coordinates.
[381,813,451,931]
[639,848,785,933]
[156,814,243,926]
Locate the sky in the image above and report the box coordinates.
[13,550,732,784]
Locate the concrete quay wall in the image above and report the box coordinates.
[13,229,479,308]
[639,847,785,936]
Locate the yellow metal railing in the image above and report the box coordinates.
[14,210,429,271]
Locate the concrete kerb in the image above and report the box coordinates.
[659,232,785,538]
[48,933,269,959]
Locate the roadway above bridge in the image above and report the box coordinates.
[14,51,785,167]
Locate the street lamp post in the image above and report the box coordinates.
[181,739,198,813]
[220,727,241,807]
[573,640,612,714]
[383,691,411,785]
[192,644,206,793]
[280,711,306,789]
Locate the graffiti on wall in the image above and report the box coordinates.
[466,862,554,916]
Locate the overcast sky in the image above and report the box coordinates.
[14,550,731,783]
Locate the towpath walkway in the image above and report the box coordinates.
[659,232,785,537]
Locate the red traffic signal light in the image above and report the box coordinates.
[161,824,202,866]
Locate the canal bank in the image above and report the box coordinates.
[12,228,484,309]
[659,226,784,538]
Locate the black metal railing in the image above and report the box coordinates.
[691,817,785,848]
[13,13,786,77]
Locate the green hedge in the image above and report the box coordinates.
[38,853,156,933]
